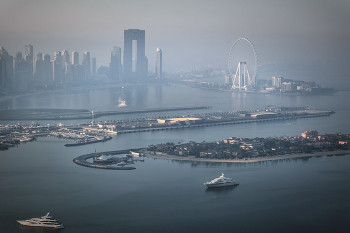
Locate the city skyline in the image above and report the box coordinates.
[0,0,349,75]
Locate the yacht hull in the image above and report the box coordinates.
[204,182,239,188]
[17,220,64,228]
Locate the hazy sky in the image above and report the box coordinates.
[1,0,349,74]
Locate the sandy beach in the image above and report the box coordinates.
[146,150,350,163]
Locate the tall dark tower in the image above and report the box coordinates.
[123,29,146,82]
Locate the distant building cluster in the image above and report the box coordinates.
[0,29,163,93]
[148,131,350,159]
[0,45,97,92]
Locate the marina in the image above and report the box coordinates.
[72,149,145,170]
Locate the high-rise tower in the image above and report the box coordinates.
[43,54,52,82]
[53,51,63,83]
[123,29,147,82]
[0,47,13,89]
[110,46,122,81]
[72,51,79,65]
[25,44,34,80]
[155,48,162,80]
[34,52,44,83]
[82,51,91,80]
[15,52,28,91]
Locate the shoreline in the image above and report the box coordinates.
[146,150,350,163]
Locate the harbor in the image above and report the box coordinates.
[0,106,335,150]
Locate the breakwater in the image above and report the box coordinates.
[1,106,212,120]
[116,112,333,134]
[93,105,211,118]
[73,149,144,170]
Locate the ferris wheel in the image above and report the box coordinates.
[228,37,258,88]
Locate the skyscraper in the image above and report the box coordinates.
[53,51,63,83]
[25,44,33,80]
[25,44,33,59]
[110,46,122,81]
[72,51,79,65]
[61,50,70,68]
[82,51,91,80]
[15,52,28,91]
[61,50,72,83]
[123,29,147,81]
[155,48,162,80]
[34,52,44,83]
[43,54,52,82]
[0,47,13,89]
[0,58,6,88]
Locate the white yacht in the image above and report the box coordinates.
[17,212,64,229]
[204,173,239,188]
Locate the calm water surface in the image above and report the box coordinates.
[0,84,350,232]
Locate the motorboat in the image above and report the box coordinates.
[204,173,239,188]
[17,212,64,229]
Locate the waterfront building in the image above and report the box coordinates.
[110,46,122,81]
[0,47,13,89]
[281,81,292,90]
[301,130,319,139]
[43,54,53,82]
[123,29,147,82]
[82,51,91,80]
[72,51,79,65]
[155,48,162,81]
[272,76,284,87]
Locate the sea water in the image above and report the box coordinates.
[0,84,349,232]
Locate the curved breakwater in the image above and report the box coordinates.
[73,150,139,170]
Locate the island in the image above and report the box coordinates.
[145,130,350,163]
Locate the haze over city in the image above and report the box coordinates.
[1,0,349,82]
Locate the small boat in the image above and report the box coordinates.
[117,161,127,166]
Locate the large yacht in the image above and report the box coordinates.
[17,212,64,229]
[204,173,239,188]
